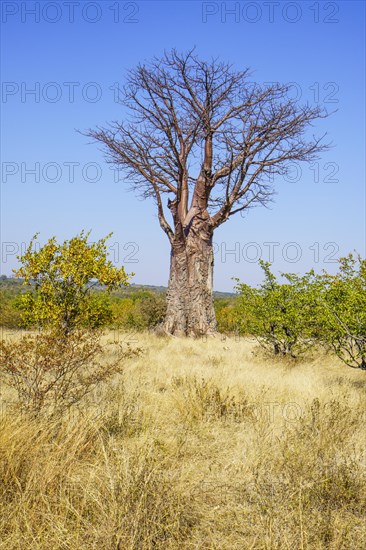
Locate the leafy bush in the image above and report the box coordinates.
[14,231,130,333]
[214,297,241,334]
[0,291,24,329]
[111,291,166,330]
[235,254,366,369]
[136,292,166,328]
[313,254,366,369]
[235,261,316,357]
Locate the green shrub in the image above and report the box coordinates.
[235,254,366,369]
[312,254,366,369]
[111,291,166,330]
[214,298,241,334]
[235,261,316,357]
[0,292,24,329]
[14,231,130,334]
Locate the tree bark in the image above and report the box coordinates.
[164,231,217,337]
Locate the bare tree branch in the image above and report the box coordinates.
[84,48,330,241]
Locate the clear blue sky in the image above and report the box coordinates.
[1,0,365,290]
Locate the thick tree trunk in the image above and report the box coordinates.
[164,233,217,337]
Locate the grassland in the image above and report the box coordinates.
[0,331,365,549]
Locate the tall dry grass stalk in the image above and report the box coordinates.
[1,330,365,549]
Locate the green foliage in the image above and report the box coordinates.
[110,297,136,329]
[0,281,168,332]
[4,238,365,372]
[0,291,24,329]
[111,291,166,330]
[235,261,316,358]
[135,292,166,328]
[312,254,366,369]
[82,292,114,328]
[235,254,366,369]
[14,231,130,333]
[214,297,241,334]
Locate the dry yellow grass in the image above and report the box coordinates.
[1,330,365,549]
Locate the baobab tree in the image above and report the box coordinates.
[86,49,329,336]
